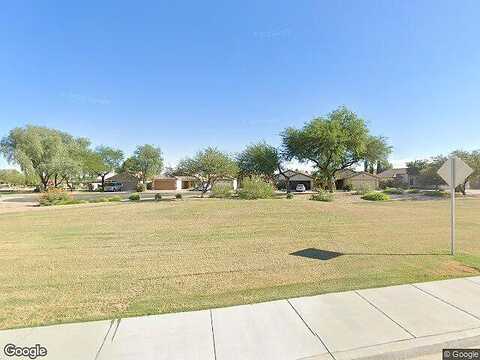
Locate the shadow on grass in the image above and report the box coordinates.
[290,248,448,261]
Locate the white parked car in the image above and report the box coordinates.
[104,181,123,192]
[295,184,306,192]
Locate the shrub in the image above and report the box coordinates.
[353,184,373,195]
[310,189,334,202]
[423,190,448,198]
[129,193,141,201]
[211,184,233,198]
[107,195,122,202]
[39,188,71,206]
[383,188,404,195]
[343,183,353,191]
[56,199,86,206]
[406,188,420,194]
[91,197,109,203]
[155,193,162,201]
[362,191,390,201]
[380,179,408,190]
[238,176,275,200]
[286,192,294,199]
[136,183,146,192]
[175,193,183,199]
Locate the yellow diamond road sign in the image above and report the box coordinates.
[437,156,473,188]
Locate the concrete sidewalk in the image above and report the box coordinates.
[2,277,480,360]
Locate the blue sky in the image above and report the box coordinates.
[1,1,479,170]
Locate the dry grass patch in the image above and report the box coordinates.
[0,197,479,329]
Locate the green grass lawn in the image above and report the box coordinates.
[1,196,480,329]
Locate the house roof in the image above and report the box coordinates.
[334,169,357,180]
[108,173,139,182]
[279,170,314,179]
[378,168,408,178]
[154,176,198,181]
[335,169,380,180]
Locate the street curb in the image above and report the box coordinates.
[302,328,480,360]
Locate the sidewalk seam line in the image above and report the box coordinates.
[209,310,218,360]
[354,290,416,338]
[111,318,121,342]
[94,319,115,360]
[412,284,480,321]
[287,299,336,360]
[464,278,480,287]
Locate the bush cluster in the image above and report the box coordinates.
[154,193,162,201]
[380,179,408,190]
[353,184,374,195]
[362,191,390,201]
[406,188,421,194]
[39,189,124,206]
[90,195,123,203]
[38,188,81,206]
[238,176,275,200]
[175,193,183,199]
[382,187,404,195]
[129,193,141,201]
[310,190,334,202]
[343,183,354,191]
[286,192,294,199]
[210,184,233,198]
[423,190,448,198]
[136,183,146,192]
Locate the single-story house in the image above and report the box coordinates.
[153,176,238,191]
[277,170,315,191]
[106,173,140,191]
[335,169,379,190]
[378,168,416,187]
[89,172,115,191]
[152,176,199,191]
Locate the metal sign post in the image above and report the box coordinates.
[450,157,456,255]
[437,156,473,256]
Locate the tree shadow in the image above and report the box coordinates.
[290,247,448,261]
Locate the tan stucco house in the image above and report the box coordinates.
[107,173,140,191]
[152,176,199,191]
[152,176,238,191]
[335,169,379,190]
[277,170,315,191]
[378,168,416,187]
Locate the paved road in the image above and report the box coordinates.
[2,277,480,359]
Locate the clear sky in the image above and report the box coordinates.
[1,1,479,170]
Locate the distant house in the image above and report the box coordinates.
[378,168,416,187]
[107,173,140,191]
[335,169,379,190]
[152,176,199,191]
[152,176,238,191]
[89,172,115,191]
[277,170,314,191]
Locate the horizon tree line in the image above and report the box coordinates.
[3,106,476,193]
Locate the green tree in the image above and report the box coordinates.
[237,142,294,192]
[363,136,392,174]
[0,125,78,190]
[409,156,446,189]
[0,169,26,186]
[237,142,278,180]
[122,144,163,183]
[86,146,124,190]
[451,150,480,194]
[51,136,91,190]
[282,107,374,191]
[176,147,238,197]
